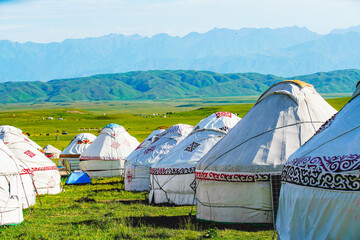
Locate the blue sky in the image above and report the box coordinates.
[0,0,360,43]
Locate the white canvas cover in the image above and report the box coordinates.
[0,126,61,195]
[277,83,360,239]
[195,80,337,223]
[2,145,36,209]
[125,124,193,191]
[134,129,165,151]
[43,145,61,159]
[0,126,42,152]
[60,133,96,170]
[80,124,139,178]
[0,141,24,225]
[150,112,241,205]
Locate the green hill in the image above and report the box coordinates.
[0,69,359,103]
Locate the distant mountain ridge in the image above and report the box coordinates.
[1,25,360,82]
[0,69,359,103]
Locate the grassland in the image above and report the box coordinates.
[0,96,351,239]
[0,177,273,239]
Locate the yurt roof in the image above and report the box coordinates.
[191,112,241,134]
[0,141,20,174]
[126,124,193,166]
[60,133,96,156]
[196,80,337,174]
[43,145,61,154]
[282,82,360,191]
[80,123,139,161]
[152,112,240,169]
[0,125,43,150]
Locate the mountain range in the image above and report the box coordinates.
[1,69,359,103]
[1,26,360,82]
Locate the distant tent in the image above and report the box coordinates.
[60,133,96,170]
[43,145,61,159]
[80,124,139,178]
[0,141,24,225]
[150,112,241,205]
[0,126,61,195]
[277,82,360,239]
[66,170,92,185]
[125,124,193,192]
[195,80,337,223]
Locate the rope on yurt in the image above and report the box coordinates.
[6,149,34,219]
[189,192,196,215]
[200,121,325,172]
[151,174,171,203]
[32,179,42,206]
[303,98,318,132]
[289,123,360,164]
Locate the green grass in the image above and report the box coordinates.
[0,96,350,239]
[0,177,274,239]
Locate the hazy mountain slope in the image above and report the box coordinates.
[0,26,325,82]
[0,69,358,104]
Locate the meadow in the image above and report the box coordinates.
[0,96,350,239]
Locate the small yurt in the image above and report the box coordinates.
[0,126,61,195]
[150,112,240,205]
[195,80,337,223]
[43,145,61,160]
[0,141,24,225]
[277,83,360,239]
[79,124,139,178]
[60,133,96,170]
[125,124,193,192]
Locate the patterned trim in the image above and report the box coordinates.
[313,113,337,136]
[282,165,360,191]
[24,150,36,158]
[20,166,57,175]
[60,154,81,158]
[184,142,200,152]
[150,167,195,175]
[80,156,125,161]
[215,112,232,118]
[126,170,133,184]
[144,146,156,154]
[287,154,360,173]
[195,170,271,182]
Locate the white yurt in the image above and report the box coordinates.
[125,124,193,192]
[195,80,337,223]
[60,133,96,170]
[135,129,166,150]
[0,126,61,195]
[43,145,61,160]
[14,158,37,209]
[0,141,24,225]
[79,124,139,178]
[3,146,36,209]
[150,112,241,205]
[0,126,43,152]
[277,83,360,239]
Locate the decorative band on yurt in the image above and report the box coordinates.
[150,167,195,175]
[195,170,273,182]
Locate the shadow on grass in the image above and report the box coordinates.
[63,215,273,232]
[75,197,148,205]
[91,181,123,186]
[93,187,123,193]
